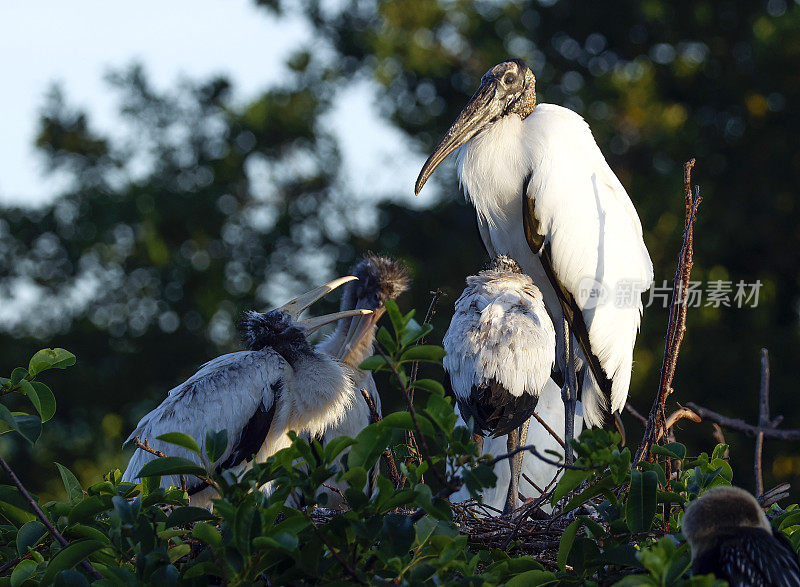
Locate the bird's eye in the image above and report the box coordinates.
[503,74,515,85]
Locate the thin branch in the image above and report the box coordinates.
[359,388,401,488]
[755,348,770,496]
[635,159,702,463]
[758,482,790,508]
[407,289,444,470]
[484,444,590,471]
[322,483,347,503]
[375,345,447,488]
[304,512,366,585]
[134,436,188,491]
[685,402,800,440]
[530,411,565,450]
[625,402,648,426]
[0,454,103,580]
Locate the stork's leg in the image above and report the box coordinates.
[504,427,520,515]
[563,317,577,465]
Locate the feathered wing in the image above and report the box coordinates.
[693,528,800,586]
[523,104,653,415]
[443,274,556,436]
[122,350,284,491]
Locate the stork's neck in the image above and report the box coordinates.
[457,114,531,227]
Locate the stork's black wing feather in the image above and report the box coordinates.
[692,527,800,586]
[458,379,538,438]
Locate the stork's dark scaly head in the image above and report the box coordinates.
[682,486,771,557]
[415,59,536,195]
[335,254,410,363]
[488,254,523,274]
[241,276,372,365]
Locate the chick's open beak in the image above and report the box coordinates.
[276,276,373,334]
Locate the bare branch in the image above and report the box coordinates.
[530,411,565,450]
[755,348,770,496]
[758,482,791,508]
[0,454,103,580]
[685,402,800,440]
[625,402,648,426]
[635,159,702,463]
[484,444,590,471]
[655,406,701,442]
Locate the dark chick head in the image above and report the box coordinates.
[241,310,311,365]
[683,486,770,552]
[488,254,523,274]
[341,254,410,314]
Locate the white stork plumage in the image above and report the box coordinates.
[122,277,371,507]
[310,255,409,507]
[443,255,555,514]
[416,59,653,458]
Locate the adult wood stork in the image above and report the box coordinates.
[443,255,556,514]
[683,486,800,585]
[416,59,653,457]
[122,277,371,507]
[311,254,409,507]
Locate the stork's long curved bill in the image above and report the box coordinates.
[300,309,373,334]
[277,276,358,318]
[415,79,502,195]
[335,304,383,362]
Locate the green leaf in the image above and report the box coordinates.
[55,463,84,502]
[380,412,436,437]
[711,443,730,461]
[384,299,404,335]
[626,470,658,533]
[0,404,25,442]
[651,442,687,460]
[358,355,386,371]
[41,539,105,584]
[137,457,206,478]
[16,520,46,557]
[412,378,445,396]
[166,506,215,527]
[10,559,38,587]
[157,432,201,456]
[400,321,434,346]
[550,468,589,506]
[376,326,396,353]
[0,413,42,445]
[27,348,76,377]
[169,544,191,563]
[25,381,57,422]
[69,496,111,525]
[506,570,558,586]
[557,519,581,571]
[205,430,228,463]
[192,522,222,546]
[0,498,36,527]
[399,345,446,363]
[323,435,356,462]
[10,368,28,386]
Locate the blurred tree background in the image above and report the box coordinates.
[1,0,799,499]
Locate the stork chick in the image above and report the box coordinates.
[122,277,370,507]
[312,254,410,506]
[443,255,556,514]
[683,486,800,585]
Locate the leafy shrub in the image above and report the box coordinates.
[0,305,798,585]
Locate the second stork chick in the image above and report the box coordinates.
[311,254,410,506]
[444,255,555,514]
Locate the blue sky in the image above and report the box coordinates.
[0,0,433,208]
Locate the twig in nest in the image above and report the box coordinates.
[359,388,401,488]
[655,406,701,442]
[635,159,702,463]
[322,483,347,502]
[755,348,770,497]
[0,455,103,580]
[684,403,800,440]
[134,436,188,492]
